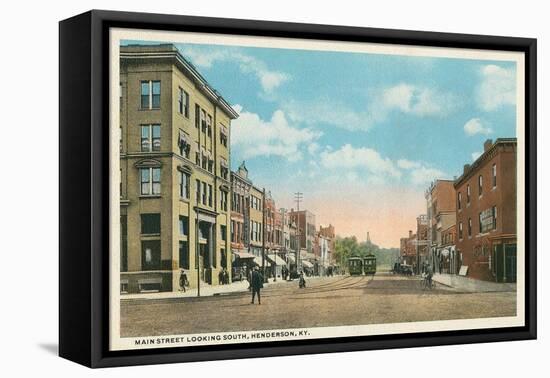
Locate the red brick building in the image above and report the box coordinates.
[400,230,417,267]
[454,138,517,282]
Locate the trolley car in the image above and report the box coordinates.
[363,254,377,275]
[348,255,377,276]
[348,257,363,275]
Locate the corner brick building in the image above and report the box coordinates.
[454,138,517,282]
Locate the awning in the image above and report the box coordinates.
[301,260,314,269]
[253,256,271,267]
[268,254,287,266]
[232,250,256,259]
[287,255,296,264]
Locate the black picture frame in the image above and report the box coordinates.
[59,9,537,368]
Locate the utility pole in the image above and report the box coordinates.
[262,188,267,283]
[294,192,303,272]
[196,213,200,297]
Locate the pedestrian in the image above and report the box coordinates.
[179,269,188,292]
[223,268,229,284]
[250,266,264,305]
[218,269,224,285]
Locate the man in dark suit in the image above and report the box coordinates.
[250,266,264,305]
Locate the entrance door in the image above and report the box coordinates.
[493,244,504,283]
[504,244,517,283]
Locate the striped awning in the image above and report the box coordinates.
[267,254,287,266]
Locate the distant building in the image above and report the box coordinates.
[426,179,457,275]
[400,230,416,267]
[289,210,316,253]
[230,162,254,279]
[454,138,517,282]
[416,215,429,273]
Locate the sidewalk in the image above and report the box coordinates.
[432,273,516,293]
[121,277,293,300]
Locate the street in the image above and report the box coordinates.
[120,273,516,337]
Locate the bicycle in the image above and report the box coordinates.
[420,274,436,290]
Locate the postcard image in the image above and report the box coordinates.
[109,29,524,351]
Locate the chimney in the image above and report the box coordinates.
[484,139,493,152]
[409,230,412,238]
[464,164,470,174]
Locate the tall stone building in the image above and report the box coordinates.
[119,44,238,293]
[454,138,517,282]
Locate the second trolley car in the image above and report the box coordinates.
[348,255,377,275]
[363,254,377,275]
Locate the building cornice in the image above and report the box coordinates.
[454,138,517,188]
[121,45,239,120]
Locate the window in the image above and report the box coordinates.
[220,125,228,147]
[141,240,161,270]
[178,87,189,117]
[220,190,228,211]
[179,171,189,199]
[121,215,128,272]
[492,164,497,188]
[459,222,463,239]
[478,175,483,196]
[141,213,161,234]
[140,80,160,109]
[457,192,462,210]
[479,212,483,233]
[178,130,190,158]
[220,225,227,241]
[202,182,207,205]
[141,124,160,152]
[207,115,212,137]
[195,104,200,128]
[196,179,201,204]
[208,184,213,207]
[230,221,235,242]
[467,185,471,204]
[195,142,200,165]
[119,82,123,111]
[140,167,161,195]
[468,218,472,237]
[492,206,498,230]
[208,158,214,173]
[179,241,189,269]
[179,215,189,236]
[201,109,207,132]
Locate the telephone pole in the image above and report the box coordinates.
[294,192,303,271]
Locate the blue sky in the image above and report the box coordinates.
[122,40,517,247]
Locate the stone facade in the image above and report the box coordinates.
[119,44,238,293]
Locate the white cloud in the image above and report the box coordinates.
[307,143,320,155]
[464,118,492,136]
[282,98,376,132]
[409,166,447,186]
[397,159,422,169]
[382,83,458,116]
[320,144,401,179]
[477,64,516,111]
[180,47,289,94]
[230,106,321,161]
[397,158,447,186]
